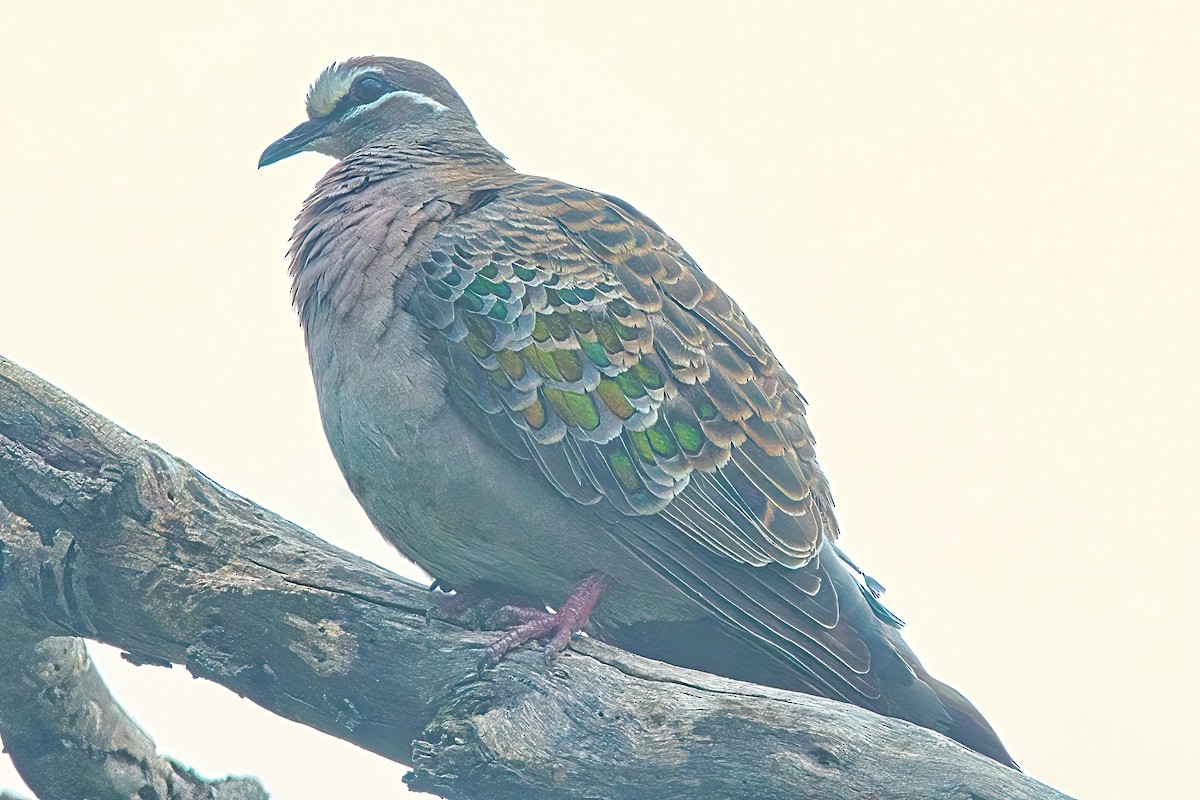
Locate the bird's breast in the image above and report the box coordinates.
[304,298,691,623]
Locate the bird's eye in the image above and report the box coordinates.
[351,76,389,105]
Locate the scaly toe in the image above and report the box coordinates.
[478,573,611,670]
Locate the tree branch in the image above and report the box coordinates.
[0,355,1072,800]
[0,628,267,800]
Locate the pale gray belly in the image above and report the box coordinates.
[306,305,696,625]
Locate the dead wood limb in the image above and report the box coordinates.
[0,356,1072,800]
[0,627,266,800]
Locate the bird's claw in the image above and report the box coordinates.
[476,573,611,671]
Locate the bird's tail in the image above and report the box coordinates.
[924,670,1019,769]
[874,618,1018,769]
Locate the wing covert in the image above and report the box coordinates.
[406,177,837,570]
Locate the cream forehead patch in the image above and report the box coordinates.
[305,63,372,119]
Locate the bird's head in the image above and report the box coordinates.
[258,57,483,167]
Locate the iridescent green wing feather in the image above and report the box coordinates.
[407,177,838,569]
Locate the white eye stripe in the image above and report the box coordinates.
[389,90,448,112]
[341,89,448,119]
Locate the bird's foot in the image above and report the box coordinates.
[426,580,545,630]
[481,573,611,668]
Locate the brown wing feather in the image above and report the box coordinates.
[407,176,836,570]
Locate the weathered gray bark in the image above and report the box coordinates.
[0,355,1073,800]
[0,629,266,800]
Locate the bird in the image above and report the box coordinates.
[260,56,1016,768]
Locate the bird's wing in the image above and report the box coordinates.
[406,176,905,703]
[409,177,836,565]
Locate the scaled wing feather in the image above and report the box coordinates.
[406,177,835,566]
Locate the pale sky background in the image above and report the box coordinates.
[1,2,1196,798]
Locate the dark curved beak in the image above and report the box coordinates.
[258,117,331,168]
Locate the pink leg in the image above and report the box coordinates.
[482,573,611,666]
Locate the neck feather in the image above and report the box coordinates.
[286,152,515,328]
